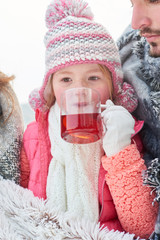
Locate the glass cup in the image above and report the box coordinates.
[60,87,103,144]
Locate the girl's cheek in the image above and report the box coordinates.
[54,89,63,107]
[101,96,109,104]
[98,90,110,104]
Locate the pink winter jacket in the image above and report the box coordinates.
[20,110,157,239]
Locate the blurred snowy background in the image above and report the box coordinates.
[0,0,132,128]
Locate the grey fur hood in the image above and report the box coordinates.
[117,25,160,163]
[0,83,23,183]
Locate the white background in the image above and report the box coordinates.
[0,0,132,104]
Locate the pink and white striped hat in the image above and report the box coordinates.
[29,0,137,112]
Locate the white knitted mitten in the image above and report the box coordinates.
[102,100,135,157]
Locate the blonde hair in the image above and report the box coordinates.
[98,64,113,100]
[0,72,15,123]
[44,64,113,109]
[44,74,55,109]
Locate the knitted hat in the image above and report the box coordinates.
[29,0,138,113]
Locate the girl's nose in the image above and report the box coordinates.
[131,5,151,30]
[74,80,88,88]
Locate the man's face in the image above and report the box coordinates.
[131,0,160,57]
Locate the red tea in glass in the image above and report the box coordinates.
[61,112,102,144]
[60,88,102,144]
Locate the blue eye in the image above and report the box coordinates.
[61,77,72,82]
[89,76,100,81]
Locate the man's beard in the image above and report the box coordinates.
[140,27,160,57]
[149,42,160,57]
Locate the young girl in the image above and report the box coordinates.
[0,71,23,184]
[20,0,157,238]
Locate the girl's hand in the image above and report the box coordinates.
[101,100,135,157]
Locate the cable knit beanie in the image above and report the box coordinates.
[29,0,138,113]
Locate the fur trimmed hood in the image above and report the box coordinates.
[117,25,160,163]
[0,177,141,240]
[0,83,23,184]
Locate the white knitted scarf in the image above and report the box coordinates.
[46,102,103,222]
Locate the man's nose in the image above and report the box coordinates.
[131,5,151,30]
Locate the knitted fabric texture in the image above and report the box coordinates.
[47,102,103,222]
[102,144,157,239]
[0,83,23,184]
[29,0,138,113]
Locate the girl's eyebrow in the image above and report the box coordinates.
[87,69,102,73]
[55,69,102,76]
[85,70,103,75]
[55,71,72,76]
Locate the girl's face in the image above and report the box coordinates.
[52,63,111,107]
